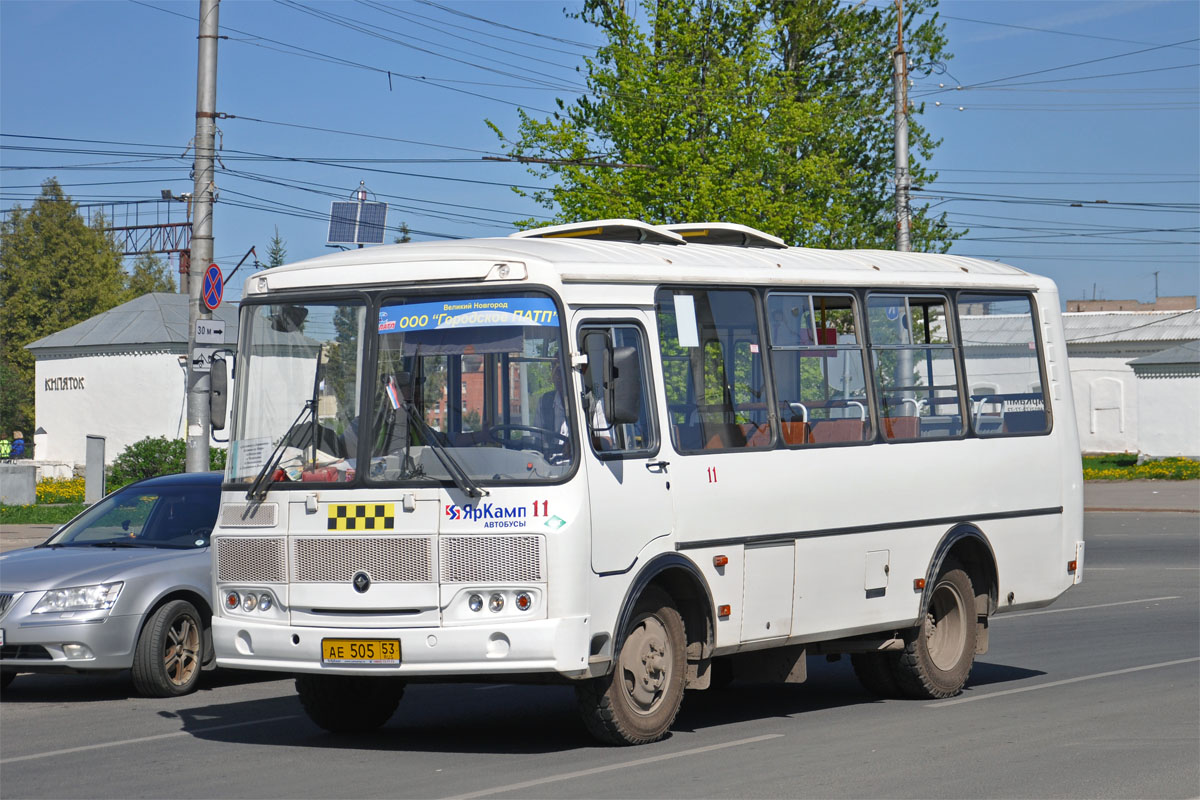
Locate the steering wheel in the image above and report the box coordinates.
[487,424,568,457]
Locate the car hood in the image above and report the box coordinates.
[0,546,210,592]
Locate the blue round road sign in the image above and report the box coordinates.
[202,263,223,310]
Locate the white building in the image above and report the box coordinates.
[25,292,238,469]
[1063,310,1200,454]
[1128,340,1200,460]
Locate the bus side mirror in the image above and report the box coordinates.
[582,331,641,426]
[210,356,229,431]
[608,346,641,425]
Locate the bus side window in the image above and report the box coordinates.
[958,293,1051,437]
[580,324,657,456]
[766,292,871,446]
[866,294,964,440]
[655,288,768,452]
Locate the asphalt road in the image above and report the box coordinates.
[1,509,1197,799]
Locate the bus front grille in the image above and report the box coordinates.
[440,536,543,583]
[215,537,286,583]
[292,537,433,583]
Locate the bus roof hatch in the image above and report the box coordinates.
[509,219,686,245]
[659,223,788,249]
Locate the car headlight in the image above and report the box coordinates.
[32,582,124,614]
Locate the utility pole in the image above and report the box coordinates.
[185,0,219,472]
[892,0,913,401]
[892,0,911,253]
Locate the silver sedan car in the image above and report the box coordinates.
[0,471,221,696]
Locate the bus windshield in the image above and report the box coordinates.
[369,292,572,484]
[227,300,367,485]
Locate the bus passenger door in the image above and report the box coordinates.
[577,315,673,574]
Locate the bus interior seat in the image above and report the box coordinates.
[882,416,920,440]
[808,419,868,444]
[739,422,772,447]
[780,421,811,445]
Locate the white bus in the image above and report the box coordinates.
[210,219,1084,745]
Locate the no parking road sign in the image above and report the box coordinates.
[202,263,224,310]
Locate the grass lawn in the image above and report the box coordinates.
[1082,455,1199,481]
[0,503,87,525]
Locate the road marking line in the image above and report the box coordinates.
[1165,567,1200,570]
[928,658,1200,708]
[995,595,1179,619]
[442,733,784,799]
[0,714,301,765]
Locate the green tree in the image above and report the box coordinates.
[123,252,176,299]
[490,0,958,251]
[108,436,227,489]
[394,222,412,244]
[266,226,287,267]
[0,179,127,434]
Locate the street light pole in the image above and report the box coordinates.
[893,0,911,254]
[185,0,219,473]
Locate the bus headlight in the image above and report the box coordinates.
[468,594,483,612]
[489,593,504,612]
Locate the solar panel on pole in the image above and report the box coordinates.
[356,202,388,244]
[328,201,360,244]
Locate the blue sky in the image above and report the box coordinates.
[2,0,1197,307]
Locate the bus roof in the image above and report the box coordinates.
[251,224,1048,297]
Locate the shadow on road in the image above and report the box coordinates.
[0,668,287,704]
[147,656,1048,755]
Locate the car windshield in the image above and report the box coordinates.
[370,292,573,483]
[45,482,220,549]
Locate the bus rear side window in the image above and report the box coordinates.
[958,294,1050,436]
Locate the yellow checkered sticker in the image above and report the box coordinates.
[327,503,395,531]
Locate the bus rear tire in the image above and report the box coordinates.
[577,587,686,745]
[892,560,977,699]
[850,652,902,698]
[296,674,404,733]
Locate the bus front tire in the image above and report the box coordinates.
[577,587,686,745]
[892,560,977,699]
[296,674,404,733]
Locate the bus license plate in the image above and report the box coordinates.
[321,639,400,665]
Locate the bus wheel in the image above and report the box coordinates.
[577,587,686,745]
[892,559,977,699]
[296,674,404,733]
[850,653,902,698]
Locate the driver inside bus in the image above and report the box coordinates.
[537,366,616,453]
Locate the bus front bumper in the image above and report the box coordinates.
[213,614,592,678]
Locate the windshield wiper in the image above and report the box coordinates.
[246,398,315,501]
[402,401,486,499]
[246,345,325,501]
[86,541,148,548]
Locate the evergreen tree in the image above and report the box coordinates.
[394,222,412,244]
[0,179,127,434]
[124,252,177,299]
[490,0,958,251]
[267,226,287,267]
